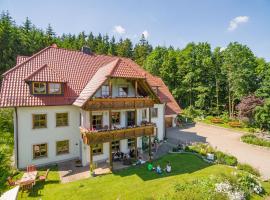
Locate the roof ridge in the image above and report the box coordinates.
[3,46,52,76]
[107,58,121,77]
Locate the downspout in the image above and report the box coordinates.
[14,107,19,168]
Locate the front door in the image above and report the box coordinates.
[127,111,135,126]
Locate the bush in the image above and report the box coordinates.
[215,151,238,166]
[241,134,270,148]
[182,106,204,119]
[237,163,260,176]
[220,111,230,123]
[188,143,215,156]
[0,109,13,133]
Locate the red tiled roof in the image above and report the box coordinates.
[16,56,29,65]
[0,46,181,115]
[24,64,67,83]
[73,59,118,107]
[110,59,145,79]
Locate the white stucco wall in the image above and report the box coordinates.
[17,106,81,168]
[151,104,165,141]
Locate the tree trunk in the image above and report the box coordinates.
[216,78,219,115]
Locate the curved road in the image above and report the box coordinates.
[167,123,270,180]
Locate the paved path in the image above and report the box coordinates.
[167,123,270,180]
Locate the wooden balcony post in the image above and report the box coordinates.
[109,110,112,129]
[149,108,152,123]
[89,111,92,130]
[135,109,137,126]
[109,142,113,169]
[135,80,138,97]
[109,79,112,97]
[90,145,93,173]
[135,137,138,159]
[148,136,152,161]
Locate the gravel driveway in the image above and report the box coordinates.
[166,123,270,180]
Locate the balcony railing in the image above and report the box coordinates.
[81,124,155,145]
[82,97,155,111]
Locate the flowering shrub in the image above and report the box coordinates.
[236,172,264,196]
[215,181,245,200]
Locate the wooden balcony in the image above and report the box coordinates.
[81,124,155,145]
[82,97,155,111]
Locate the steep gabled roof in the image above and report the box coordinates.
[109,59,145,79]
[24,64,67,83]
[0,46,181,115]
[73,59,118,107]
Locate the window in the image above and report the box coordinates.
[92,144,103,155]
[152,87,158,94]
[128,138,136,148]
[127,111,135,126]
[56,140,69,155]
[101,85,109,96]
[92,115,103,129]
[142,109,147,119]
[151,108,158,118]
[118,86,128,97]
[33,114,47,129]
[111,140,120,152]
[33,143,47,159]
[32,82,46,94]
[112,112,120,125]
[56,113,68,127]
[48,83,62,94]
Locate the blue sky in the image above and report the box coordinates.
[1,0,270,60]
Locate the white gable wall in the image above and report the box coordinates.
[16,106,81,168]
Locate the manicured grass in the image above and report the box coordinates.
[241,134,270,148]
[16,154,270,200]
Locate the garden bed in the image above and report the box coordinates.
[241,134,270,148]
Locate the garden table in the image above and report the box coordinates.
[20,171,38,185]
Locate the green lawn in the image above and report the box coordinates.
[17,154,270,200]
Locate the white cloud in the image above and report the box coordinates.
[142,30,149,39]
[220,47,226,51]
[113,25,126,34]
[228,16,249,31]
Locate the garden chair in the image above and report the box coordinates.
[27,165,37,172]
[7,176,19,186]
[39,169,50,182]
[21,180,34,197]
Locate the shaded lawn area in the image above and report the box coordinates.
[18,154,270,200]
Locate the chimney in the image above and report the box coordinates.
[81,46,92,55]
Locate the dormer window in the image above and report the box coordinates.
[31,82,63,95]
[33,82,46,94]
[48,83,61,94]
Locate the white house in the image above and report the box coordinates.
[0,45,181,169]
